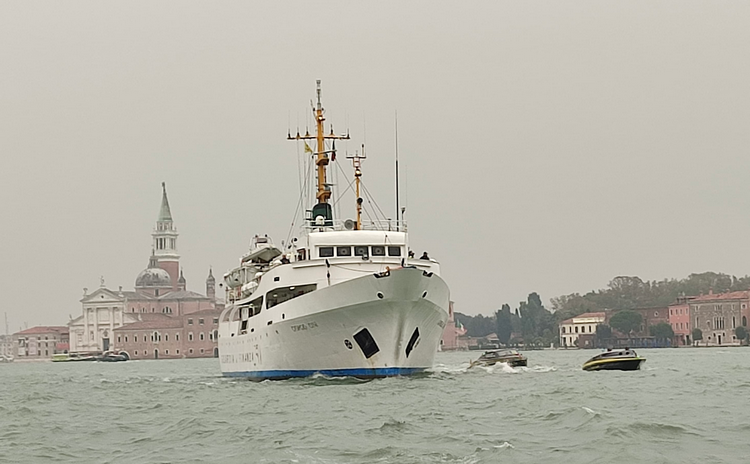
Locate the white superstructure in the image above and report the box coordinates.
[218,82,450,379]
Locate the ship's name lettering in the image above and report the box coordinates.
[221,352,257,364]
[291,321,318,332]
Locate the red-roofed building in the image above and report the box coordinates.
[559,312,606,348]
[13,326,69,359]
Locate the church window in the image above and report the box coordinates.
[134,351,138,355]
[165,334,169,341]
[125,336,128,342]
[117,336,121,343]
[189,333,193,341]
[176,349,180,354]
[188,318,193,325]
[199,318,204,325]
[200,333,204,341]
[134,335,138,342]
[200,348,204,354]
[176,333,180,341]
[165,350,169,355]
[213,318,219,324]
[189,348,194,354]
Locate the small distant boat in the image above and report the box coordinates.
[582,348,645,371]
[470,349,527,368]
[52,353,96,362]
[97,351,130,362]
[52,351,130,362]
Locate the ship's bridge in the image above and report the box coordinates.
[306,230,407,261]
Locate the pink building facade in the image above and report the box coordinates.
[668,297,693,346]
[440,302,468,350]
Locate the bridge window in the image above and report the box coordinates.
[319,247,334,258]
[371,246,386,257]
[387,246,401,257]
[337,246,351,257]
[266,284,317,309]
[354,246,368,257]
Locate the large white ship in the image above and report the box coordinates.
[218,82,450,379]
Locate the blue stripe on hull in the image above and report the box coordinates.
[223,367,425,380]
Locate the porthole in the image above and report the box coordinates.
[377,292,384,299]
[422,291,428,298]
[344,339,353,349]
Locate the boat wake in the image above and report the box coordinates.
[431,362,557,376]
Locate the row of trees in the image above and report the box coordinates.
[456,271,750,347]
[552,272,750,322]
[456,292,557,347]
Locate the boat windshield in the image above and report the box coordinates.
[591,349,637,361]
[482,350,517,358]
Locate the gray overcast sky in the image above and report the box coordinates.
[2,1,749,330]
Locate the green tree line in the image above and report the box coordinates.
[455,271,750,347]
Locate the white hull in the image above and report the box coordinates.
[219,267,449,379]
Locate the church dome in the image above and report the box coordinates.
[135,267,172,288]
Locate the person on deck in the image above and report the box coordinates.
[280,255,290,264]
[420,252,430,260]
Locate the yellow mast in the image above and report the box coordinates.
[347,144,366,230]
[288,80,350,206]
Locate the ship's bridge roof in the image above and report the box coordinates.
[307,230,407,247]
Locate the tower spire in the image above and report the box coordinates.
[152,183,180,290]
[159,182,173,221]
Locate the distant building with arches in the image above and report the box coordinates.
[686,290,750,346]
[68,184,223,359]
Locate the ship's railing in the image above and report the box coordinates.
[302,219,407,232]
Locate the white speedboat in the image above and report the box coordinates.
[218,82,450,380]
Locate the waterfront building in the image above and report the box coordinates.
[1,334,15,359]
[559,312,605,348]
[601,307,671,348]
[668,296,695,346]
[68,183,223,359]
[13,326,69,360]
[440,302,468,350]
[688,290,750,346]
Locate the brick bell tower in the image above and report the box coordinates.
[152,182,180,291]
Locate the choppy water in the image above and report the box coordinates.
[2,348,750,463]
